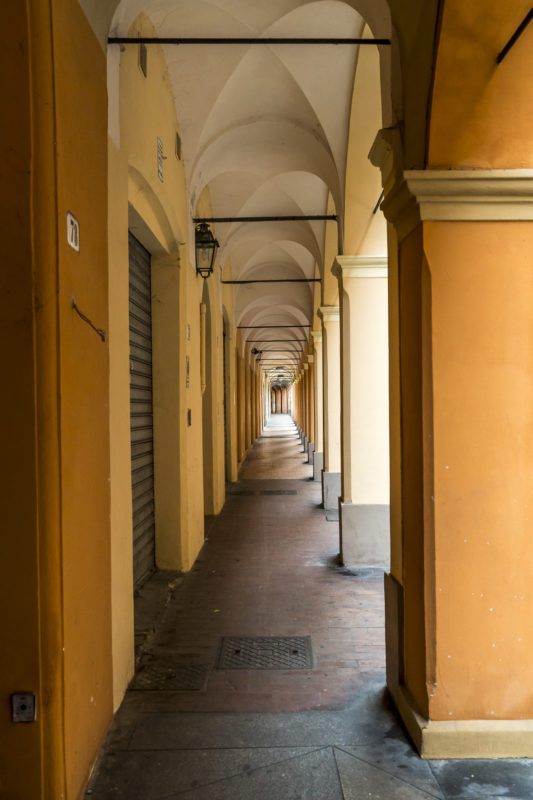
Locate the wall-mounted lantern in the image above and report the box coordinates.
[195,222,219,279]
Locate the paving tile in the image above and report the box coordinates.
[428,758,533,799]
[88,747,321,799]
[335,747,444,800]
[162,746,343,800]
[339,737,445,798]
[126,696,399,751]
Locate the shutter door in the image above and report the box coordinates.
[129,232,156,588]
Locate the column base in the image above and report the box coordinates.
[307,442,314,464]
[303,435,309,453]
[384,573,533,758]
[313,452,323,482]
[339,502,390,567]
[322,470,340,510]
[390,683,533,759]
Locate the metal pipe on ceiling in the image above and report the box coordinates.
[193,215,337,223]
[109,37,391,46]
[496,9,533,63]
[222,278,320,284]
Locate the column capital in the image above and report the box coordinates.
[333,255,388,281]
[307,354,314,364]
[404,169,533,222]
[303,362,309,371]
[311,329,322,344]
[369,126,420,241]
[318,305,340,323]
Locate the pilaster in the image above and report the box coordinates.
[333,256,390,567]
[318,305,341,510]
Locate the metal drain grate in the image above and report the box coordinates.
[130,662,209,691]
[217,636,314,670]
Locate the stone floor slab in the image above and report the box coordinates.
[428,758,533,799]
[162,746,343,800]
[88,747,321,799]
[339,738,445,798]
[335,747,444,800]
[126,706,396,751]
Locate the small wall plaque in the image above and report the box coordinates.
[67,211,80,252]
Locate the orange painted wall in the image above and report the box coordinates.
[429,0,533,168]
[0,1,112,796]
[424,221,533,720]
[0,6,43,797]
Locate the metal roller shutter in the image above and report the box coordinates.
[129,232,156,588]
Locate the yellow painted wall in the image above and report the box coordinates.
[107,11,235,712]
[1,6,43,796]
[55,4,113,792]
[344,26,386,256]
[1,1,114,795]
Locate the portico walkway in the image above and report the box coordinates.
[88,417,533,799]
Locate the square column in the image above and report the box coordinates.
[333,256,390,567]
[311,331,324,481]
[372,143,533,756]
[306,354,315,463]
[318,306,341,511]
[303,362,309,451]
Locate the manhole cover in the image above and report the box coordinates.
[260,490,298,495]
[130,662,209,691]
[217,636,313,670]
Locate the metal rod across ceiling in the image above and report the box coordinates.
[496,9,533,63]
[193,215,337,223]
[109,37,391,46]
[238,324,311,329]
[222,278,320,284]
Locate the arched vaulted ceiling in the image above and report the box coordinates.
[109,0,392,377]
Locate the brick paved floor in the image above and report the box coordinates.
[129,414,385,713]
[89,415,533,799]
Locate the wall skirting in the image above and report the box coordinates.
[390,682,533,759]
[313,451,323,482]
[322,470,341,510]
[339,502,389,566]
